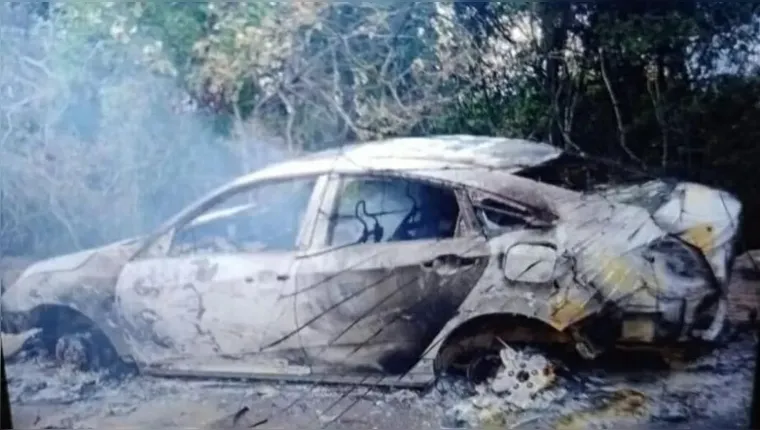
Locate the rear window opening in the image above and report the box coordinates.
[515,153,653,192]
[472,198,549,236]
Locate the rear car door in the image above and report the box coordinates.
[114,176,324,375]
[273,173,492,376]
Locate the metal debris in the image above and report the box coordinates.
[1,329,40,360]
[203,406,268,429]
[490,345,556,409]
[443,345,565,428]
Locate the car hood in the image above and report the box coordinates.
[1,236,146,345]
[16,237,145,279]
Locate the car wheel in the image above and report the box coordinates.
[43,328,120,374]
[54,332,93,370]
[465,351,501,385]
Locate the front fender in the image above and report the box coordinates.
[2,270,113,322]
[2,275,132,359]
[1,244,140,358]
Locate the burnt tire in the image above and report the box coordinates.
[53,332,103,370]
[465,352,502,385]
[30,306,133,376]
[40,326,124,375]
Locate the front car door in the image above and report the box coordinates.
[263,172,492,380]
[114,175,325,376]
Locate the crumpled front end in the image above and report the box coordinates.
[563,234,725,349]
[651,182,743,288]
[554,190,734,349]
[1,237,143,342]
[584,180,742,344]
[594,180,742,291]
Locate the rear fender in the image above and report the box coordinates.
[402,288,603,376]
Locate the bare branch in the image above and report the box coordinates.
[599,47,642,166]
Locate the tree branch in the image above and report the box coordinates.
[599,47,642,166]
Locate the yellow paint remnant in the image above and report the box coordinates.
[478,407,508,429]
[679,223,716,254]
[621,317,656,342]
[549,300,587,329]
[555,389,648,430]
[598,256,641,296]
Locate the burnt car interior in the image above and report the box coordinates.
[169,178,317,255]
[327,175,460,247]
[473,198,547,236]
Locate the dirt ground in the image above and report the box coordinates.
[2,251,759,429]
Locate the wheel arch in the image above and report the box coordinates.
[25,303,133,361]
[431,312,572,375]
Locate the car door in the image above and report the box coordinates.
[267,173,492,376]
[113,175,325,375]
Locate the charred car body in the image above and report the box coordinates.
[0,135,743,387]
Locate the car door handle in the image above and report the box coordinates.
[276,274,290,281]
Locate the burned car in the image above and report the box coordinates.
[0,135,743,388]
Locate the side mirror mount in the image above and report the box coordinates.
[503,242,558,284]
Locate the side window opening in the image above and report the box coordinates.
[168,178,316,256]
[327,176,460,247]
[474,198,532,235]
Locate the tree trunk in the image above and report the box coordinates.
[540,2,571,148]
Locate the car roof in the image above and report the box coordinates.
[229,135,563,188]
[160,136,569,233]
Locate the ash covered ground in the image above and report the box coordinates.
[5,332,756,430]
